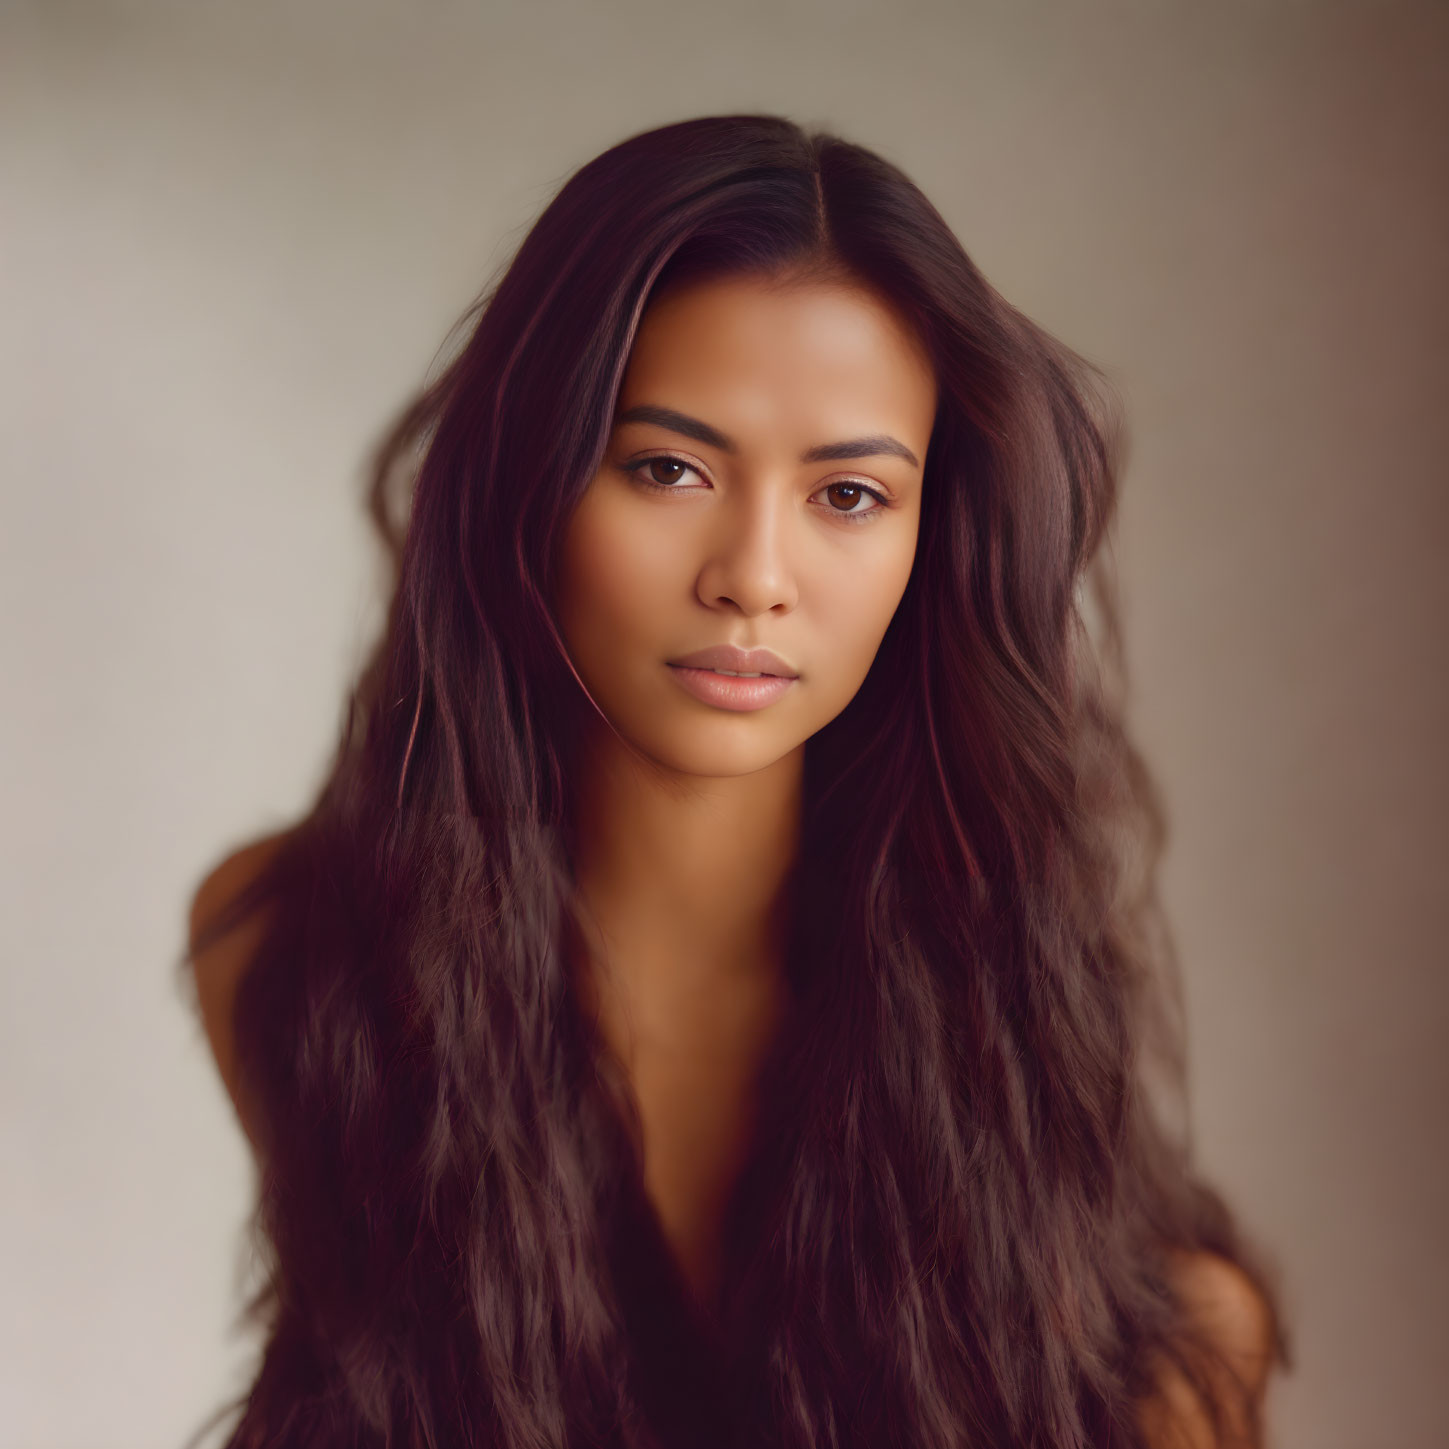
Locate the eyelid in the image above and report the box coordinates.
[619,445,710,479]
[619,448,895,500]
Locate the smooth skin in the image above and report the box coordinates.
[553,270,936,1315]
[189,269,1274,1444]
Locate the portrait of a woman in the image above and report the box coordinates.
[184,112,1291,1448]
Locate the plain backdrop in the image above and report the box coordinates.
[2,2,1445,1446]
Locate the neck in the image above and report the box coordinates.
[565,720,803,1033]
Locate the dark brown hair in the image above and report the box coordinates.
[182,112,1291,1447]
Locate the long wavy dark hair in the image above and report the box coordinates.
[181,113,1291,1448]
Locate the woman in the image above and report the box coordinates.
[183,113,1291,1448]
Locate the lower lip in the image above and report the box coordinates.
[666,665,797,711]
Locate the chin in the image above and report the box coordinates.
[643,731,801,780]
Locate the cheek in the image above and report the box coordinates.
[812,546,916,674]
[559,505,673,643]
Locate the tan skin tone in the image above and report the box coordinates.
[553,269,938,1317]
[189,271,1274,1444]
[552,271,1278,1440]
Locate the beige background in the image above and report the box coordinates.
[2,2,1445,1445]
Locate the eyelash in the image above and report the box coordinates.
[620,452,890,525]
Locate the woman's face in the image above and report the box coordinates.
[555,270,937,779]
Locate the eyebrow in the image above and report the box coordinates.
[615,404,921,470]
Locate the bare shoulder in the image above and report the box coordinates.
[1170,1251,1276,1371]
[189,830,290,992]
[1138,1250,1278,1448]
[188,829,293,1154]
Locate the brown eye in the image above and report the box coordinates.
[817,481,888,521]
[645,458,688,486]
[622,454,702,490]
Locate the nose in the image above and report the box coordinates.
[693,487,800,617]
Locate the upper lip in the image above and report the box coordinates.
[668,644,799,678]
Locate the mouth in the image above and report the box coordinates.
[665,645,799,678]
[665,664,798,712]
[673,667,786,678]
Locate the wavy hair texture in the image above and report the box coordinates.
[181,113,1291,1448]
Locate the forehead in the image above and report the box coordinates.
[617,273,937,444]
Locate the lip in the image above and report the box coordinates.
[666,665,797,712]
[666,643,799,678]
